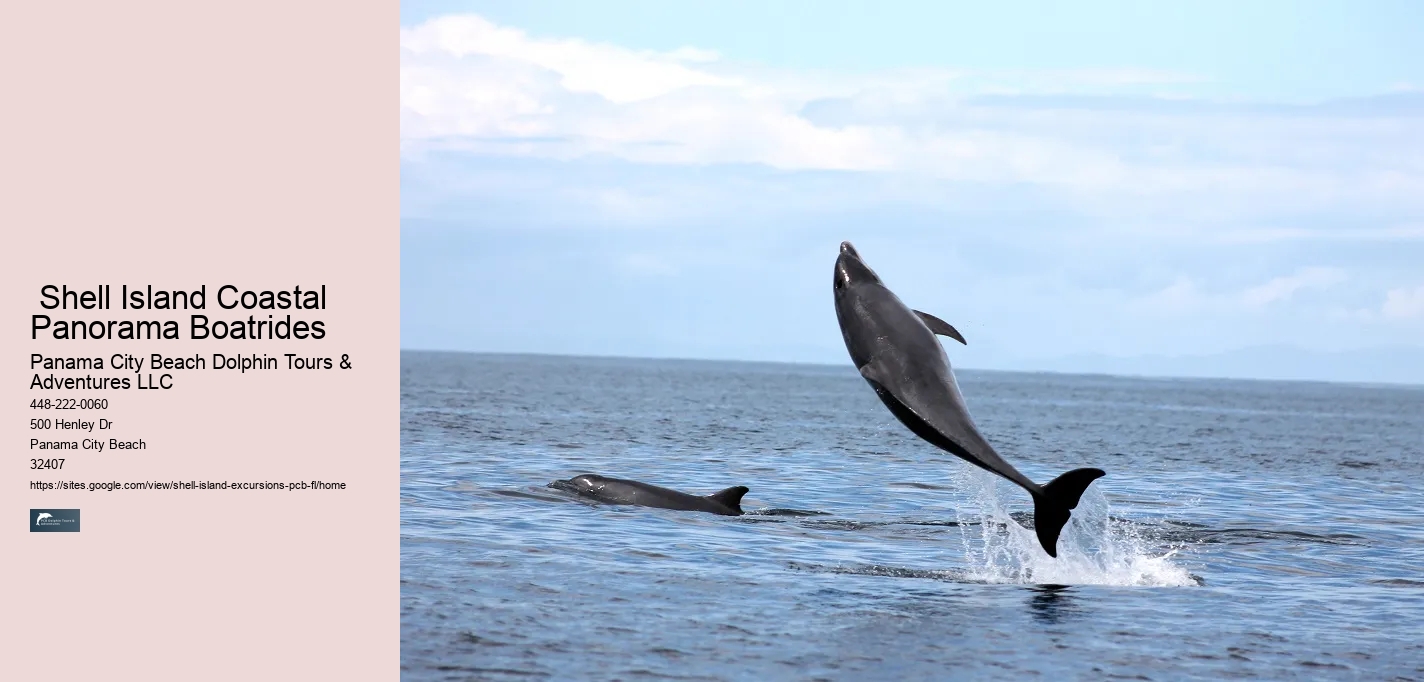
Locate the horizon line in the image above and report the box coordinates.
[398,347,1424,390]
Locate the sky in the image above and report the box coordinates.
[399,1,1424,383]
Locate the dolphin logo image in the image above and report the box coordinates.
[36,513,53,525]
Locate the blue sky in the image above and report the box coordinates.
[400,2,1424,383]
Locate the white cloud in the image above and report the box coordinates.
[401,14,1424,197]
[401,15,739,104]
[1207,224,1424,244]
[1130,277,1202,314]
[1240,267,1347,307]
[399,15,901,172]
[1129,267,1349,316]
[400,13,1424,236]
[1382,285,1424,319]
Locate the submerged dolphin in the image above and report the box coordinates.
[549,474,748,516]
[832,241,1104,557]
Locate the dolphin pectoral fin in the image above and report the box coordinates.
[858,361,890,385]
[707,486,749,514]
[860,361,939,429]
[913,310,967,345]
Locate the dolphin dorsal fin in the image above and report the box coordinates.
[707,486,748,512]
[913,310,967,345]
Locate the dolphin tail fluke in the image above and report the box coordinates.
[1031,468,1106,558]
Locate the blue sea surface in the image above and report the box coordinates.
[401,351,1424,680]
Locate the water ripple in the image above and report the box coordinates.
[402,352,1424,681]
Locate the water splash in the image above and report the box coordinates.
[951,468,1199,587]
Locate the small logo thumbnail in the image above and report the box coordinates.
[31,509,80,532]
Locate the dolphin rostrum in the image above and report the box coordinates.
[549,474,748,516]
[832,241,1104,557]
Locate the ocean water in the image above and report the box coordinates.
[400,351,1424,680]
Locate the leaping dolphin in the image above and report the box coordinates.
[832,241,1104,557]
[549,474,749,516]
